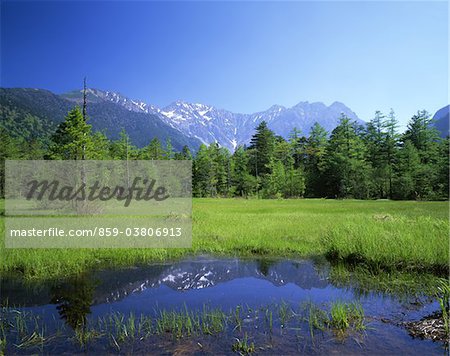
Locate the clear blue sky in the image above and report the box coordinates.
[1,1,448,128]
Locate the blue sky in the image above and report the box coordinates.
[1,1,448,128]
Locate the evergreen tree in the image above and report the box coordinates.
[181,145,193,160]
[248,121,276,178]
[324,115,372,198]
[193,144,215,197]
[304,122,328,197]
[164,138,174,160]
[143,137,164,160]
[288,128,307,169]
[209,143,231,196]
[401,110,442,199]
[393,140,421,199]
[49,107,96,160]
[283,166,305,198]
[384,109,400,198]
[435,137,450,199]
[231,146,255,197]
[174,145,193,160]
[364,111,389,198]
[404,110,440,154]
[275,138,295,170]
[264,160,286,198]
[90,132,110,159]
[110,129,136,160]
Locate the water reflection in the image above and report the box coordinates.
[0,257,445,355]
[1,257,440,327]
[50,276,96,330]
[2,258,439,309]
[256,258,277,276]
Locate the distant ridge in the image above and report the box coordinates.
[0,88,202,151]
[0,87,364,152]
[432,105,449,138]
[63,88,364,151]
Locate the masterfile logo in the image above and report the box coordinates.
[4,160,192,248]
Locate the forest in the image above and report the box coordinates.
[1,107,448,200]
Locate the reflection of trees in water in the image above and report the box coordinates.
[324,261,439,300]
[257,259,277,277]
[50,276,96,330]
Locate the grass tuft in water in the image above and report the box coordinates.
[231,333,255,354]
[278,301,292,327]
[74,328,100,347]
[330,301,366,333]
[233,305,242,332]
[264,309,273,333]
[301,300,366,341]
[305,302,330,338]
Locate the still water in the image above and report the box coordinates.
[1,256,446,355]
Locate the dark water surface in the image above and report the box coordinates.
[1,256,446,355]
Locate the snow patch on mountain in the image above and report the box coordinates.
[64,88,363,151]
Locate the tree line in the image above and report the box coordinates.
[1,106,448,200]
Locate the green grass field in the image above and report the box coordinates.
[0,199,448,279]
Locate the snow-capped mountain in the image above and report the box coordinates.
[89,258,329,304]
[160,101,248,150]
[2,257,330,307]
[63,88,161,116]
[63,88,363,151]
[158,100,362,151]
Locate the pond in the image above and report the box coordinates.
[1,256,446,354]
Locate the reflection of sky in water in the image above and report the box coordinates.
[92,279,352,318]
[2,257,444,354]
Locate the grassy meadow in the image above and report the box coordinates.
[0,199,448,279]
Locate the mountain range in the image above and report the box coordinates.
[63,88,363,151]
[2,87,448,151]
[3,257,329,307]
[0,88,201,151]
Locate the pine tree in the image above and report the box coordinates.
[193,144,215,197]
[143,138,164,160]
[288,128,307,169]
[174,145,193,160]
[110,129,136,160]
[49,107,96,160]
[324,115,372,198]
[384,109,400,199]
[404,110,440,154]
[435,137,450,199]
[304,122,328,197]
[90,132,110,159]
[393,140,420,199]
[275,138,295,170]
[265,160,286,198]
[284,166,305,198]
[231,146,255,197]
[248,121,276,178]
[209,143,231,196]
[364,111,389,198]
[401,110,442,199]
[164,138,174,160]
[181,145,193,160]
